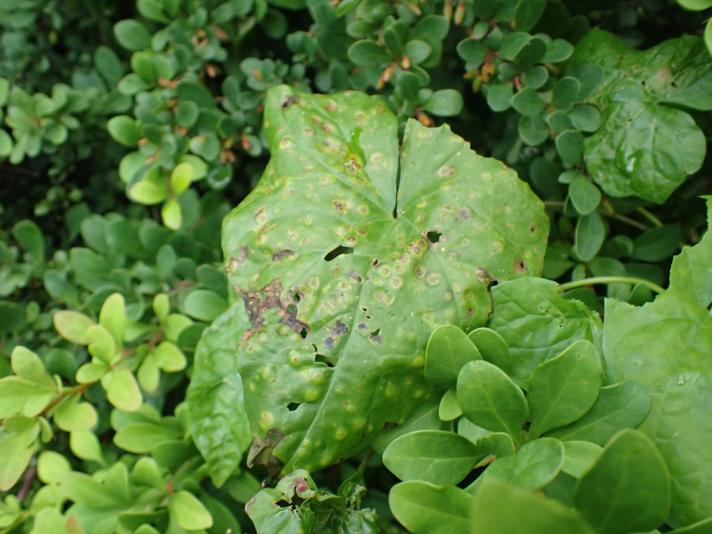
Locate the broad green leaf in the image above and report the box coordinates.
[389,481,472,534]
[187,86,548,475]
[561,441,602,478]
[632,225,682,262]
[457,360,528,441]
[568,175,601,215]
[53,311,95,345]
[575,429,671,533]
[546,381,650,444]
[186,311,252,486]
[170,162,193,194]
[677,0,712,9]
[373,399,444,455]
[569,29,712,203]
[471,478,595,533]
[383,430,480,485]
[423,89,463,117]
[573,211,605,261]
[170,491,213,530]
[348,40,389,66]
[670,517,712,533]
[425,324,482,389]
[511,88,544,116]
[467,327,511,372]
[99,293,125,345]
[104,368,142,411]
[602,204,712,524]
[0,375,55,418]
[11,346,54,388]
[0,417,39,491]
[161,199,182,230]
[153,341,186,372]
[128,177,167,205]
[527,340,602,437]
[480,438,564,490]
[12,220,44,263]
[488,277,602,381]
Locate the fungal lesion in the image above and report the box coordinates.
[237,279,309,342]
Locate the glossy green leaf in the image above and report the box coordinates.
[389,481,472,534]
[187,86,547,475]
[54,396,98,432]
[488,277,602,381]
[568,175,601,215]
[528,340,601,437]
[546,381,650,444]
[603,201,712,524]
[569,29,712,203]
[99,293,125,346]
[113,20,151,51]
[575,429,671,533]
[347,40,389,66]
[561,441,602,478]
[69,429,104,464]
[574,211,605,262]
[467,327,511,372]
[161,199,182,230]
[425,324,482,389]
[471,478,594,533]
[457,360,528,441]
[114,422,182,453]
[481,438,565,490]
[107,115,140,147]
[423,89,463,117]
[183,289,227,322]
[86,325,117,363]
[552,77,581,111]
[383,430,479,485]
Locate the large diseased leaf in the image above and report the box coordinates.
[569,29,712,203]
[187,86,548,476]
[602,199,712,525]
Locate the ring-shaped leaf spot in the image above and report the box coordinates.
[471,479,595,534]
[527,340,602,437]
[457,360,528,442]
[389,481,473,534]
[425,324,482,389]
[546,381,651,445]
[480,437,565,490]
[383,430,480,485]
[187,86,548,477]
[488,277,602,382]
[575,429,671,534]
[467,328,511,372]
[568,29,712,203]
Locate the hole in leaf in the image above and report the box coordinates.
[426,231,441,243]
[292,292,301,302]
[299,327,308,339]
[315,354,334,367]
[287,402,301,411]
[372,258,380,266]
[324,245,354,262]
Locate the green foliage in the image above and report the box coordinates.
[1,0,711,532]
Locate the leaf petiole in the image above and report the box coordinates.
[559,276,665,294]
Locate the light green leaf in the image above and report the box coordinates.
[161,199,182,230]
[53,395,97,432]
[423,89,463,117]
[99,293,125,345]
[170,491,213,530]
[383,430,480,485]
[425,324,482,389]
[114,422,182,453]
[561,441,602,479]
[0,417,39,491]
[53,311,95,345]
[457,360,528,442]
[69,429,104,463]
[37,450,71,484]
[104,368,142,412]
[86,324,117,363]
[528,340,602,437]
[575,429,671,533]
[170,162,193,195]
[107,115,140,147]
[438,388,462,421]
[183,289,227,322]
[153,341,186,372]
[389,481,473,534]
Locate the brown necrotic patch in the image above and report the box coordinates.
[237,279,309,342]
[272,249,295,261]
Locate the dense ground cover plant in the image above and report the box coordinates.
[1,0,711,532]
